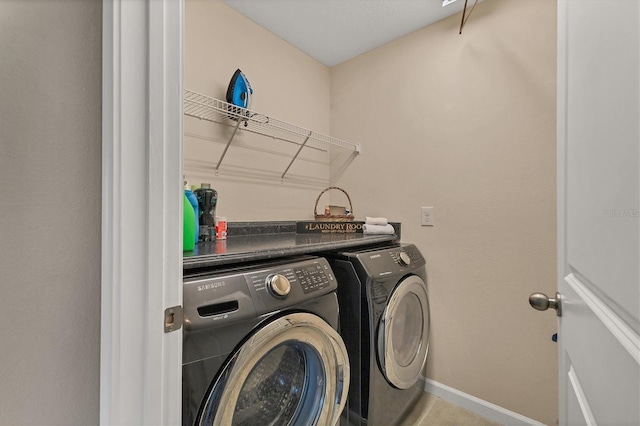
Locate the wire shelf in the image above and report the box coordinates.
[184,90,361,178]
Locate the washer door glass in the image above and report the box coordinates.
[232,342,323,425]
[377,275,430,389]
[198,312,349,426]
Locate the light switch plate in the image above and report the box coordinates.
[421,207,434,226]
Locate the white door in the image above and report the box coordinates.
[552,1,640,424]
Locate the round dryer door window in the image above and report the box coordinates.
[197,312,349,426]
[377,275,430,389]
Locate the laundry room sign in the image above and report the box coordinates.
[296,221,364,234]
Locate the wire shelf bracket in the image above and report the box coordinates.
[183,89,361,178]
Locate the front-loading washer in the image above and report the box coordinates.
[326,244,430,426]
[182,256,349,426]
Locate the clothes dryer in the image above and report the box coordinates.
[327,244,430,426]
[182,256,349,426]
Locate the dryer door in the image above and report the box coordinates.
[377,275,430,389]
[196,312,349,426]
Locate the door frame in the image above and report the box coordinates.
[101,0,184,424]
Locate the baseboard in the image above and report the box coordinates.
[419,378,547,426]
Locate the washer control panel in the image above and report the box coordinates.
[244,257,337,313]
[293,262,333,294]
[246,260,333,297]
[184,256,337,329]
[265,274,291,298]
[247,268,297,296]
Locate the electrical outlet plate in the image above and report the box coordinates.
[421,207,434,226]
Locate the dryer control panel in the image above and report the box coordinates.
[354,244,426,278]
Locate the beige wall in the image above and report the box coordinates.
[185,0,333,221]
[0,0,102,424]
[331,1,558,424]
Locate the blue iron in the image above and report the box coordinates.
[226,69,253,110]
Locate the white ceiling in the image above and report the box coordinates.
[222,0,478,67]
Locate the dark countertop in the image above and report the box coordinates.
[183,221,399,270]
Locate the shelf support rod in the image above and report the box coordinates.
[215,118,243,172]
[281,131,312,179]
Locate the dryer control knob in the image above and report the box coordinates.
[398,252,411,266]
[266,274,291,298]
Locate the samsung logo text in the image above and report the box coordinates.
[197,281,226,292]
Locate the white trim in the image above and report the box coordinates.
[101,0,184,424]
[565,274,640,365]
[421,378,545,426]
[568,366,596,426]
[101,1,118,421]
[556,1,569,424]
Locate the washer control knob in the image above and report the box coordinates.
[398,252,411,266]
[266,274,291,298]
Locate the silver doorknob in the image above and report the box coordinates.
[529,292,562,317]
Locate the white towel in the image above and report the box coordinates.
[363,224,395,235]
[365,216,388,226]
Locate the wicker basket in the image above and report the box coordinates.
[314,186,355,221]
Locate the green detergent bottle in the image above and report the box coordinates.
[183,193,196,251]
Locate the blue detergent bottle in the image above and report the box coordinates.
[184,179,199,245]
